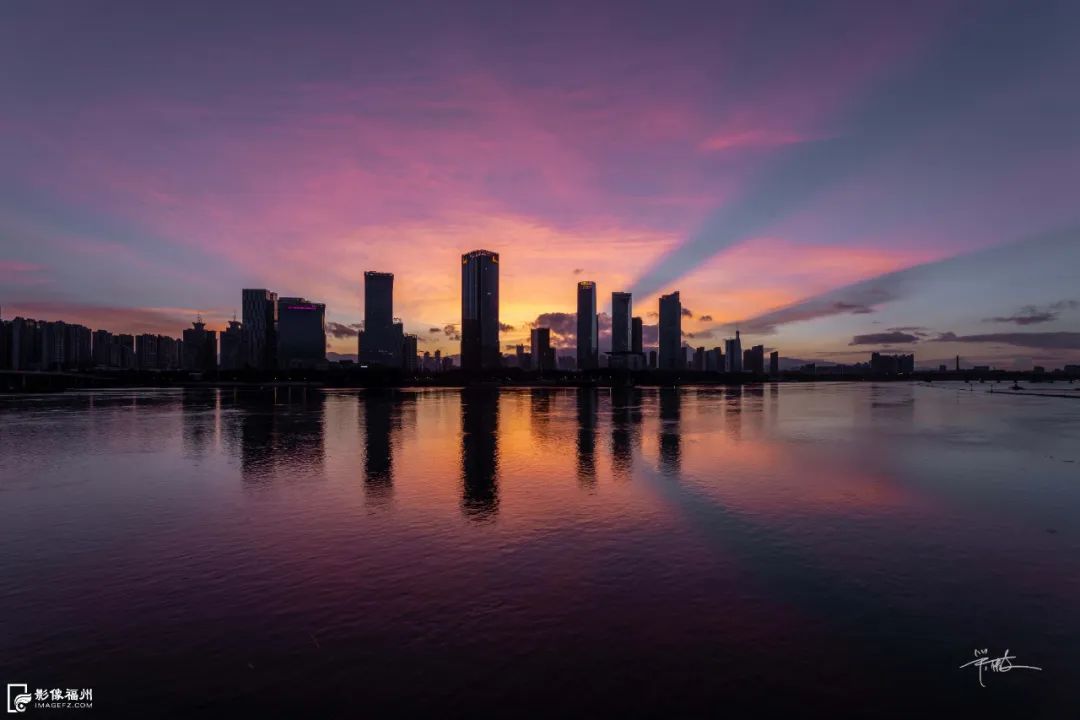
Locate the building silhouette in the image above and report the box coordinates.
[242,289,278,370]
[402,334,418,372]
[359,271,403,367]
[658,291,682,370]
[724,330,743,373]
[531,327,554,371]
[461,250,500,370]
[744,344,765,374]
[611,292,632,354]
[870,352,915,375]
[220,319,245,371]
[182,319,217,373]
[576,281,598,371]
[277,297,326,369]
[769,350,779,375]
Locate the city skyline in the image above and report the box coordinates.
[2,2,1080,369]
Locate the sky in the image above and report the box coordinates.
[2,0,1079,369]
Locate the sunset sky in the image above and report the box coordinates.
[2,0,1079,368]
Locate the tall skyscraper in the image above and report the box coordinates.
[182,319,217,373]
[724,330,743,373]
[631,317,643,354]
[611,292,632,354]
[576,281,598,371]
[658,291,682,370]
[359,271,402,367]
[461,250,500,370]
[531,327,553,371]
[220,320,245,371]
[769,350,779,376]
[402,334,418,372]
[242,289,277,370]
[277,297,326,369]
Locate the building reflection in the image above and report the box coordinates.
[181,389,219,459]
[461,387,499,521]
[237,387,326,484]
[576,387,598,487]
[725,385,743,442]
[658,387,681,475]
[363,390,397,506]
[611,387,642,479]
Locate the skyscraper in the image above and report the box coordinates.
[182,319,217,373]
[724,330,743,373]
[769,350,779,376]
[220,319,245,371]
[658,291,682,370]
[461,250,500,370]
[402,334,418,372]
[359,271,402,367]
[576,281,598,371]
[531,327,553,371]
[242,289,277,370]
[611,292,632,354]
[277,297,326,369]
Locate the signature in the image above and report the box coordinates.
[959,649,1042,687]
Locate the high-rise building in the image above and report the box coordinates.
[871,352,915,375]
[64,324,91,369]
[220,320,245,371]
[11,317,42,370]
[359,271,402,367]
[745,344,765,374]
[648,350,657,369]
[242,289,277,370]
[576,281,598,370]
[116,334,136,370]
[461,250,500,370]
[182,320,218,373]
[92,330,113,367]
[0,319,11,370]
[693,346,705,371]
[136,333,159,370]
[611,292,632,354]
[631,317,643,355]
[658,291,682,370]
[402,334,418,372]
[706,348,723,372]
[724,330,743,372]
[277,297,326,370]
[531,327,553,371]
[157,336,180,370]
[769,350,779,376]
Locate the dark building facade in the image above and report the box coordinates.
[611,292,632,354]
[182,320,218,373]
[461,250,500,370]
[277,297,327,370]
[359,271,402,367]
[870,352,915,375]
[658,291,682,370]
[770,350,780,375]
[576,281,598,371]
[242,288,277,370]
[531,327,554,371]
[219,320,245,371]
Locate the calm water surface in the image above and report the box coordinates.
[2,383,1079,716]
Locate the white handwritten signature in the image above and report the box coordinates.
[959,649,1042,687]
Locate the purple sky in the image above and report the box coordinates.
[2,0,1079,368]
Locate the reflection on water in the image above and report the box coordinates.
[576,388,598,487]
[461,387,498,521]
[2,383,1080,716]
